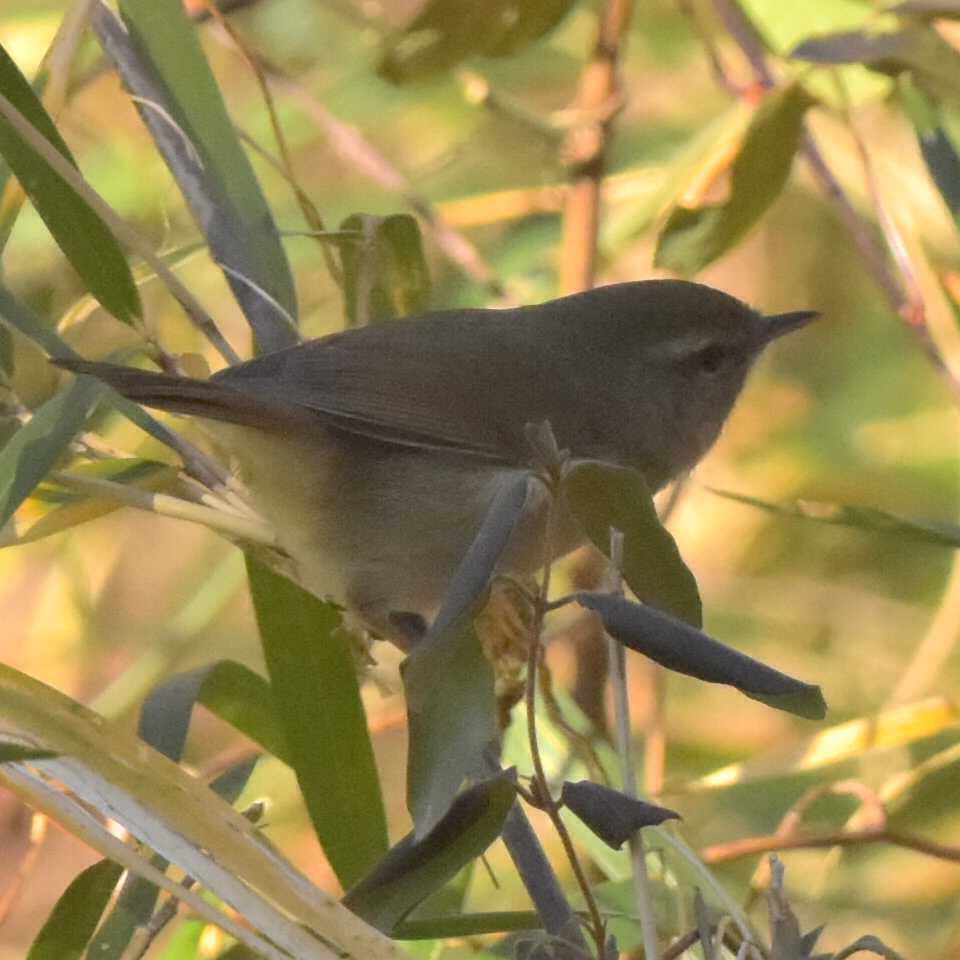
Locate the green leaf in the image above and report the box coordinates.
[26,859,124,960]
[138,660,286,764]
[0,376,103,530]
[193,660,291,763]
[563,460,702,627]
[340,214,431,325]
[654,84,815,275]
[379,0,574,83]
[709,486,960,549]
[403,473,530,838]
[394,912,543,939]
[577,592,827,720]
[344,774,516,932]
[99,1,298,352]
[246,557,387,888]
[0,42,141,323]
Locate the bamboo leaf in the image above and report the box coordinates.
[0,42,141,322]
[95,1,298,352]
[247,557,388,888]
[563,460,701,627]
[26,859,124,960]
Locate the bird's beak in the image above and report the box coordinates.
[759,310,819,343]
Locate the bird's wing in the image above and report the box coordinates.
[212,309,563,463]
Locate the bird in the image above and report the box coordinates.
[54,279,816,646]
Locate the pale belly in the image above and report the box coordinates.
[212,423,585,638]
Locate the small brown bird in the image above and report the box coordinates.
[56,280,815,643]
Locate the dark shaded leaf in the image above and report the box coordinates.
[95,2,298,353]
[563,460,701,627]
[768,875,806,960]
[833,935,906,959]
[577,592,826,720]
[138,660,286,764]
[655,84,814,275]
[26,859,123,960]
[801,925,826,957]
[560,780,679,850]
[0,744,56,763]
[898,78,960,222]
[791,27,960,104]
[340,213,430,325]
[709,486,960,548]
[379,0,574,83]
[246,557,387,888]
[0,377,103,530]
[403,472,530,837]
[0,42,140,323]
[344,773,516,932]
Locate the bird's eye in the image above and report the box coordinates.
[693,343,727,374]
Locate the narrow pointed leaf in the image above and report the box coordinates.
[578,592,826,720]
[0,43,140,322]
[344,773,516,932]
[560,781,679,850]
[26,859,124,960]
[403,472,530,837]
[563,460,701,627]
[655,84,814,275]
[95,2,297,352]
[138,659,285,764]
[0,377,103,530]
[247,557,387,888]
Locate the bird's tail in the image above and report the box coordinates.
[53,358,303,431]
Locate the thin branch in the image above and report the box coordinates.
[702,825,960,865]
[559,0,633,293]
